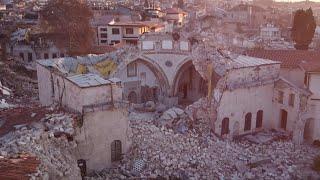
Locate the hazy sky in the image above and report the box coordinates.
[274,0,320,1]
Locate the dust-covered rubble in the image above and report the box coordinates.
[88,111,320,180]
[0,112,81,180]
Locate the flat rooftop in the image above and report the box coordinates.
[67,73,111,88]
[231,55,280,68]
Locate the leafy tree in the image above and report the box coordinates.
[291,8,316,50]
[144,0,149,8]
[178,0,184,9]
[40,0,94,56]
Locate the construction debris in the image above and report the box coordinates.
[0,108,81,180]
[87,111,320,180]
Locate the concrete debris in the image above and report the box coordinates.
[87,112,320,180]
[0,99,15,109]
[0,112,81,180]
[144,101,156,112]
[0,81,12,96]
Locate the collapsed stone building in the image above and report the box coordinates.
[36,32,320,173]
[36,56,132,173]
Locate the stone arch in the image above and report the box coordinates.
[128,91,138,104]
[127,58,170,95]
[172,59,206,105]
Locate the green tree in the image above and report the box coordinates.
[40,0,94,56]
[178,0,184,9]
[291,8,316,50]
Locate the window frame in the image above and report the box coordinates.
[125,28,134,35]
[278,91,284,104]
[127,62,137,77]
[289,93,295,107]
[112,28,120,35]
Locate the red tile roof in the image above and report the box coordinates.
[0,154,40,180]
[245,50,320,72]
[0,106,55,137]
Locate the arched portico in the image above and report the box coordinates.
[120,58,170,103]
[172,60,207,106]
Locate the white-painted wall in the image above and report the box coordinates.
[37,64,53,106]
[309,73,320,99]
[216,84,275,136]
[280,68,305,88]
[74,108,131,173]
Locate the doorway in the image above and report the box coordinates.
[280,109,288,130]
[244,113,252,131]
[221,118,230,136]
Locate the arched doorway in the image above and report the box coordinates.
[244,113,252,131]
[123,59,170,103]
[280,109,288,130]
[221,118,230,136]
[256,110,263,128]
[303,118,315,142]
[173,60,207,106]
[128,91,138,104]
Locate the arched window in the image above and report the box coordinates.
[128,91,138,104]
[111,140,122,162]
[256,110,263,128]
[221,118,229,136]
[244,113,252,131]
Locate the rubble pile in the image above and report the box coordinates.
[90,112,320,180]
[155,107,191,134]
[0,112,81,180]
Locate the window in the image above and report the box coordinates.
[100,28,107,32]
[125,28,134,34]
[162,40,173,49]
[19,52,24,61]
[278,91,284,104]
[304,73,308,86]
[112,28,120,34]
[256,110,263,128]
[100,40,108,44]
[52,53,57,59]
[44,53,49,59]
[100,33,108,38]
[142,41,154,50]
[27,53,33,62]
[221,118,229,136]
[60,53,65,57]
[180,41,189,51]
[289,93,295,107]
[244,113,252,131]
[111,40,120,45]
[127,62,137,77]
[111,140,122,162]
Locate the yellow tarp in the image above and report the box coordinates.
[94,60,117,77]
[76,64,88,74]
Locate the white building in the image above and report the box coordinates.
[260,23,281,40]
[36,56,131,173]
[246,49,320,143]
[107,20,164,45]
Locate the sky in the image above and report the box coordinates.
[274,0,320,1]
